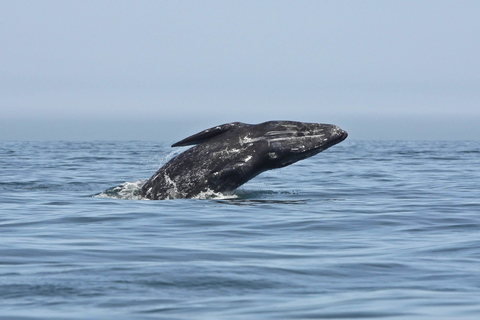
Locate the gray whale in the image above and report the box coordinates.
[141,121,348,200]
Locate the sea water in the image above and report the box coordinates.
[1,140,479,319]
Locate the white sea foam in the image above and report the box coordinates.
[192,189,238,200]
[95,180,146,200]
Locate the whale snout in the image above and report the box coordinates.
[326,125,348,142]
[315,126,347,150]
[338,129,348,141]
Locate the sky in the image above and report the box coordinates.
[1,0,479,141]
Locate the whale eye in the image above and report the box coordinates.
[267,152,278,160]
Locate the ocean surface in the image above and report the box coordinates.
[1,140,479,319]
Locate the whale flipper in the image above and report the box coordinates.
[171,122,246,147]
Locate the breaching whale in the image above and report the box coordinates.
[141,121,348,200]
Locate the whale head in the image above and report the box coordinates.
[247,121,348,169]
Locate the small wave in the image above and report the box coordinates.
[94,180,146,200]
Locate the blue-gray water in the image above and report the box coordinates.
[1,140,479,319]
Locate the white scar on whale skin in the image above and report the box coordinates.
[240,133,327,146]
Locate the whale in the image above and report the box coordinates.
[141,121,348,200]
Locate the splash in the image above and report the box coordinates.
[95,181,238,201]
[192,189,238,200]
[94,180,146,200]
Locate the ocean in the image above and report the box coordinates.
[1,140,479,319]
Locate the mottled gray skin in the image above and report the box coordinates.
[141,121,348,200]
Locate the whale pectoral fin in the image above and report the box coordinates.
[209,163,246,190]
[171,122,246,147]
[210,158,260,192]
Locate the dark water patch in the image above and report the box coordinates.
[459,150,480,154]
[41,200,74,206]
[0,181,62,191]
[215,198,308,206]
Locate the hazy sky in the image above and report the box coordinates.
[1,0,479,140]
